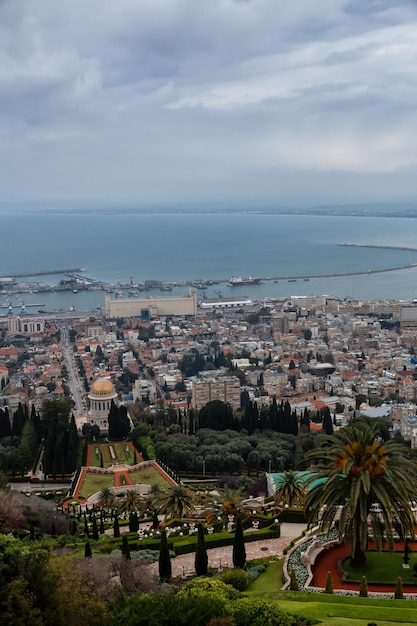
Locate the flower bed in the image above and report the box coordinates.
[284,527,339,589]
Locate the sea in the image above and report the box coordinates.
[1,210,417,314]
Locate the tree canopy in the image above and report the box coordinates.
[304,424,417,567]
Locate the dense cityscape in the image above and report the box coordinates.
[2,290,417,623]
[1,0,417,623]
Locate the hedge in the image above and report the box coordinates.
[104,524,281,555]
[278,509,306,523]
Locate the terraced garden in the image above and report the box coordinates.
[74,462,174,500]
[88,441,139,467]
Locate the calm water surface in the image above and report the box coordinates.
[1,212,417,311]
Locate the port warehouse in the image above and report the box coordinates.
[199,297,253,309]
[104,290,198,319]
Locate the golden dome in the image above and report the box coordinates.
[90,378,115,396]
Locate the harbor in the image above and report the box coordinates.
[1,258,417,299]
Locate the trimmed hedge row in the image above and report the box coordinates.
[278,509,306,523]
[105,524,281,555]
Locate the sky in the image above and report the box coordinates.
[0,0,416,209]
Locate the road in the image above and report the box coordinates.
[60,326,86,419]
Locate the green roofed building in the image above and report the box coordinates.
[266,471,327,497]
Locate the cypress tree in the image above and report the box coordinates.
[30,403,42,441]
[395,576,404,599]
[195,523,208,576]
[108,400,120,439]
[152,509,159,530]
[290,410,299,436]
[0,408,12,437]
[122,535,131,560]
[51,523,56,538]
[360,576,368,597]
[232,516,246,569]
[12,403,26,437]
[71,520,78,536]
[100,515,105,535]
[113,515,120,538]
[84,515,89,538]
[92,515,99,540]
[325,571,333,594]
[119,405,131,438]
[158,530,172,582]
[322,408,334,435]
[84,541,92,558]
[290,567,299,591]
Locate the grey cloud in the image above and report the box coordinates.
[345,0,408,17]
[0,0,415,204]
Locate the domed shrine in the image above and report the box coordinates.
[87,377,118,433]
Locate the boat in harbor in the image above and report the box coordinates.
[229,276,261,286]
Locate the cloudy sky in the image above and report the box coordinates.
[1,0,416,208]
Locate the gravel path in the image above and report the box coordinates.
[149,523,306,578]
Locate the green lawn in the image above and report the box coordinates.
[128,467,171,487]
[245,559,417,626]
[89,443,136,468]
[78,473,114,498]
[77,464,171,499]
[342,551,417,584]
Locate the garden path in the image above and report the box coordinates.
[149,523,306,578]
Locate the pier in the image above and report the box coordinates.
[0,268,85,280]
[0,303,44,309]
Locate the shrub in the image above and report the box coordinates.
[248,564,266,582]
[360,576,368,598]
[290,567,299,591]
[84,541,92,558]
[110,591,227,626]
[111,549,122,557]
[178,578,240,601]
[395,576,404,600]
[220,568,249,592]
[131,549,175,563]
[230,598,293,626]
[325,571,333,594]
[277,509,306,523]
[173,592,228,625]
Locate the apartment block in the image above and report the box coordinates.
[191,375,241,410]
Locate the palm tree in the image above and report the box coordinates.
[120,489,141,514]
[98,487,115,509]
[304,424,417,567]
[142,482,165,516]
[158,484,195,520]
[273,470,305,508]
[203,487,244,528]
[219,487,244,517]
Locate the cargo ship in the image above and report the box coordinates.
[229,276,261,286]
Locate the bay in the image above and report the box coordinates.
[1,211,417,312]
